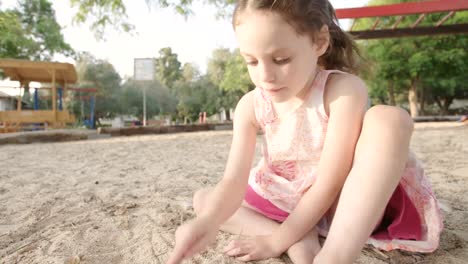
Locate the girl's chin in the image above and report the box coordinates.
[268,94,290,103]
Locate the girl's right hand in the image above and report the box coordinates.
[166,216,219,264]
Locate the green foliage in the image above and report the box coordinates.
[73,47,249,123]
[154,47,182,88]
[0,10,35,59]
[356,0,467,115]
[74,53,122,119]
[70,0,134,39]
[120,79,178,118]
[174,76,220,122]
[207,48,231,86]
[220,49,253,94]
[18,0,74,59]
[71,52,178,122]
[0,0,73,60]
[205,0,236,19]
[181,62,201,82]
[207,48,254,111]
[69,0,237,38]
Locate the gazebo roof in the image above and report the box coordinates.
[0,91,12,99]
[0,59,77,85]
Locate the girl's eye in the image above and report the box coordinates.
[274,58,290,65]
[245,60,258,66]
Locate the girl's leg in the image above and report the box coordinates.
[193,188,320,264]
[314,105,414,264]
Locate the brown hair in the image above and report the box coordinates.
[233,0,361,73]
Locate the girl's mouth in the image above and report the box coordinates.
[265,87,285,94]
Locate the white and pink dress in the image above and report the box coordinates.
[244,70,443,252]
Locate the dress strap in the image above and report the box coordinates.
[253,70,345,127]
[310,70,345,119]
[253,87,276,128]
[315,70,345,91]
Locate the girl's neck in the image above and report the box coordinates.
[272,97,305,117]
[271,69,320,117]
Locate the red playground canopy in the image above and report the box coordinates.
[336,0,468,39]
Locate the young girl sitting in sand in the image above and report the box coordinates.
[167,1,443,263]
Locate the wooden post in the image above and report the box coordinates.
[52,70,57,128]
[63,81,67,109]
[17,87,22,111]
[62,81,67,128]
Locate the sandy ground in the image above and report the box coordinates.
[0,122,467,264]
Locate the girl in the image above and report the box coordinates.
[167,1,443,263]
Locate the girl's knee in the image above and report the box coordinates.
[364,105,414,136]
[193,187,212,215]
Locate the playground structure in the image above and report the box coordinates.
[336,0,468,39]
[32,86,98,129]
[0,59,97,133]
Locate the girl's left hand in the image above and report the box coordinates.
[223,235,283,262]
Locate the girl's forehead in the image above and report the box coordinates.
[236,12,294,38]
[235,9,287,27]
[235,11,308,55]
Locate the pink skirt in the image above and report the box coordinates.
[244,184,422,241]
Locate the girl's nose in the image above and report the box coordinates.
[259,63,276,83]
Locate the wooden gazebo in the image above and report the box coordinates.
[0,59,77,132]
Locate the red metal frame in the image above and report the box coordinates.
[335,0,468,39]
[336,0,468,19]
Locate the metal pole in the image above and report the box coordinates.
[143,86,147,126]
[34,88,39,110]
[90,96,95,129]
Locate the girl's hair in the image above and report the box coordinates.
[233,0,362,73]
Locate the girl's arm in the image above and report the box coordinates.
[167,92,259,264]
[198,91,259,226]
[271,73,369,252]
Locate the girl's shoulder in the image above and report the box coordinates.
[325,71,365,90]
[235,90,261,130]
[323,71,369,116]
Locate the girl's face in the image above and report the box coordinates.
[235,10,328,103]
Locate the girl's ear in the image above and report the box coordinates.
[316,25,330,56]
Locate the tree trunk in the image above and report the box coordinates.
[435,96,454,115]
[387,80,396,106]
[434,97,443,112]
[408,79,419,117]
[442,96,454,115]
[419,86,426,116]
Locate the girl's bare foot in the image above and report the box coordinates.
[287,228,321,264]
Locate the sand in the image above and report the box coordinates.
[0,122,467,263]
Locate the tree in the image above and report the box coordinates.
[360,38,412,106]
[69,0,237,38]
[356,0,468,117]
[174,76,221,123]
[74,53,122,123]
[154,47,182,89]
[219,49,253,94]
[207,48,231,86]
[0,10,36,60]
[174,61,219,123]
[17,0,74,60]
[207,48,254,118]
[181,62,200,83]
[0,0,73,60]
[419,33,468,115]
[69,0,134,39]
[120,79,178,118]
